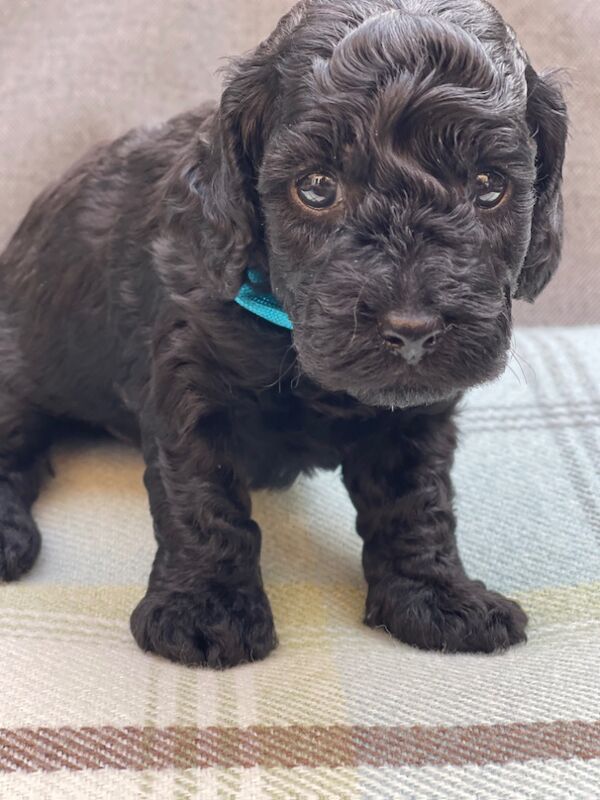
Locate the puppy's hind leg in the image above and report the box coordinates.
[0,395,51,581]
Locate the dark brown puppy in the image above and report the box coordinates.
[0,0,566,666]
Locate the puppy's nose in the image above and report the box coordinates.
[378,312,443,364]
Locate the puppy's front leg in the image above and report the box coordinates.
[130,411,276,668]
[342,406,527,653]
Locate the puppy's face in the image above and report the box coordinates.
[203,1,567,408]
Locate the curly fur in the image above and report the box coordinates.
[0,0,566,666]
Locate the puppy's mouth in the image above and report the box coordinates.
[294,336,509,410]
[344,381,461,410]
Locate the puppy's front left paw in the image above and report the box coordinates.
[365,575,527,653]
[130,583,277,668]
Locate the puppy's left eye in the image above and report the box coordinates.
[474,171,508,209]
[295,173,340,210]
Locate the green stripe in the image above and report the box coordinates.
[1,582,599,628]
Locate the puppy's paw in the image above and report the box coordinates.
[130,582,277,668]
[0,505,41,582]
[365,575,527,653]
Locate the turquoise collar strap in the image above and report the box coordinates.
[235,269,293,330]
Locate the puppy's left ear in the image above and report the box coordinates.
[515,66,568,302]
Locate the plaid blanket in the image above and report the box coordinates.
[1,326,599,799]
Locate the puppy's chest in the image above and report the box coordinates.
[231,387,371,490]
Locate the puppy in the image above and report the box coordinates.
[0,0,567,666]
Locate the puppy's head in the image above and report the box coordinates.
[196,0,567,408]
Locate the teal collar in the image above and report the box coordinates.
[235,269,293,330]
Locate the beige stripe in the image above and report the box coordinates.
[1,720,599,774]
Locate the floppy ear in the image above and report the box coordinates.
[514,66,568,302]
[197,47,282,298]
[166,6,311,300]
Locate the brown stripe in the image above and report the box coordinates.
[0,720,599,774]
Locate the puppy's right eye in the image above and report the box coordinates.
[295,173,340,210]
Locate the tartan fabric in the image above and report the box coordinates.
[0,325,599,799]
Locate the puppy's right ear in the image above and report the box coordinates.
[195,55,279,298]
[167,5,309,299]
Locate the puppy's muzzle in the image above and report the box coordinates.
[378,312,444,365]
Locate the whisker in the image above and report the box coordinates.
[509,336,535,385]
[262,344,298,391]
[344,276,371,355]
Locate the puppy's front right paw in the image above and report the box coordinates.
[130,582,277,668]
